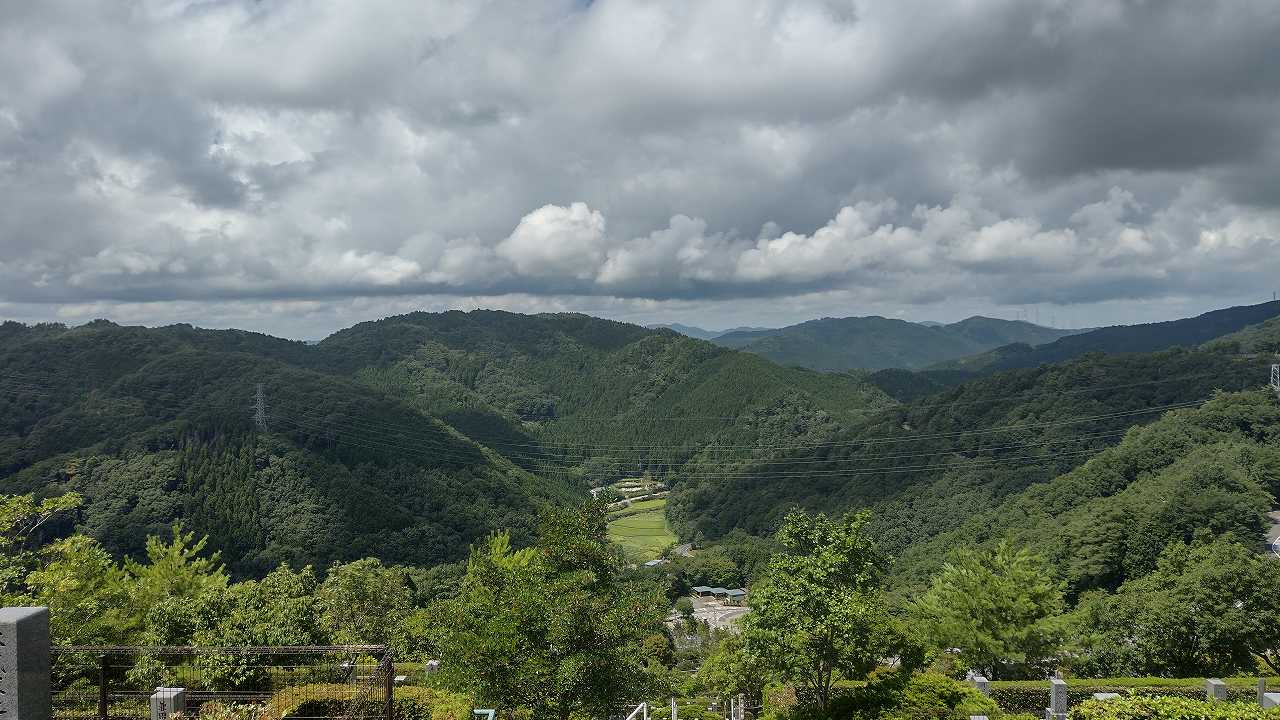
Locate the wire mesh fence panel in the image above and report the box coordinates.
[50,646,391,720]
[337,651,392,720]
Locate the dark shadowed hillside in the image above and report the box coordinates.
[942,300,1280,374]
[892,390,1280,595]
[668,342,1275,576]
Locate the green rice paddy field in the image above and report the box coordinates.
[607,498,676,560]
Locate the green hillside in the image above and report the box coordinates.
[668,344,1275,566]
[714,315,1080,371]
[317,310,892,476]
[0,321,570,574]
[1203,315,1280,354]
[0,312,892,573]
[893,389,1280,595]
[5,306,1275,588]
[944,300,1280,374]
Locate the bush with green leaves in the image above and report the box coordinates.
[884,674,1000,720]
[1071,696,1280,720]
[989,683,1268,716]
[268,684,472,720]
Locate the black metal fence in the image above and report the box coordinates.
[50,646,393,720]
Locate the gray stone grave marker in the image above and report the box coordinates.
[1206,679,1227,702]
[1092,693,1120,701]
[1046,678,1067,720]
[150,688,186,720]
[1263,693,1280,710]
[970,676,990,696]
[0,607,51,720]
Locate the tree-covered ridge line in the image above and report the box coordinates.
[669,345,1275,564]
[3,307,1277,593]
[890,389,1280,594]
[930,299,1280,376]
[0,311,894,575]
[0,321,581,574]
[713,314,1084,372]
[6,390,1280,720]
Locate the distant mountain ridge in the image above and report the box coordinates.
[711,315,1083,371]
[936,300,1280,374]
[647,323,773,340]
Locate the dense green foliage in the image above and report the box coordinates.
[335,310,891,475]
[713,315,1080,371]
[0,320,578,572]
[897,390,1280,595]
[671,346,1274,587]
[425,504,667,720]
[1205,316,1280,355]
[913,543,1066,679]
[268,684,473,720]
[743,510,918,713]
[7,305,1280,720]
[0,312,890,572]
[880,673,1000,720]
[946,300,1280,375]
[1070,696,1280,720]
[1069,536,1280,677]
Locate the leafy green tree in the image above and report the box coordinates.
[675,597,694,619]
[696,632,766,710]
[318,558,413,651]
[24,535,132,646]
[124,523,230,643]
[743,510,917,714]
[913,542,1066,679]
[192,564,328,689]
[1069,536,1280,677]
[428,504,666,720]
[0,492,82,602]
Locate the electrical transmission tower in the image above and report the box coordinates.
[252,383,268,430]
[1271,362,1279,401]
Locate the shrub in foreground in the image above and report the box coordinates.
[1072,696,1280,720]
[268,683,473,720]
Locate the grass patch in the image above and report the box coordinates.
[608,497,668,520]
[607,498,676,560]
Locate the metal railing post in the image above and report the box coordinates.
[98,653,109,720]
[383,653,395,720]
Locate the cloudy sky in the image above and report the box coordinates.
[2,0,1279,339]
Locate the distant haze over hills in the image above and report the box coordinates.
[646,323,773,340]
[706,315,1085,371]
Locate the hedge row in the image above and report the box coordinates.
[269,683,473,720]
[990,685,1261,714]
[1072,696,1280,720]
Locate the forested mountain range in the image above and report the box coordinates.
[667,341,1278,589]
[645,323,726,340]
[894,389,1280,596]
[0,321,574,575]
[0,313,889,574]
[932,300,1280,374]
[2,301,1278,587]
[712,315,1082,371]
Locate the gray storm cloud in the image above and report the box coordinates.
[1,0,1279,332]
